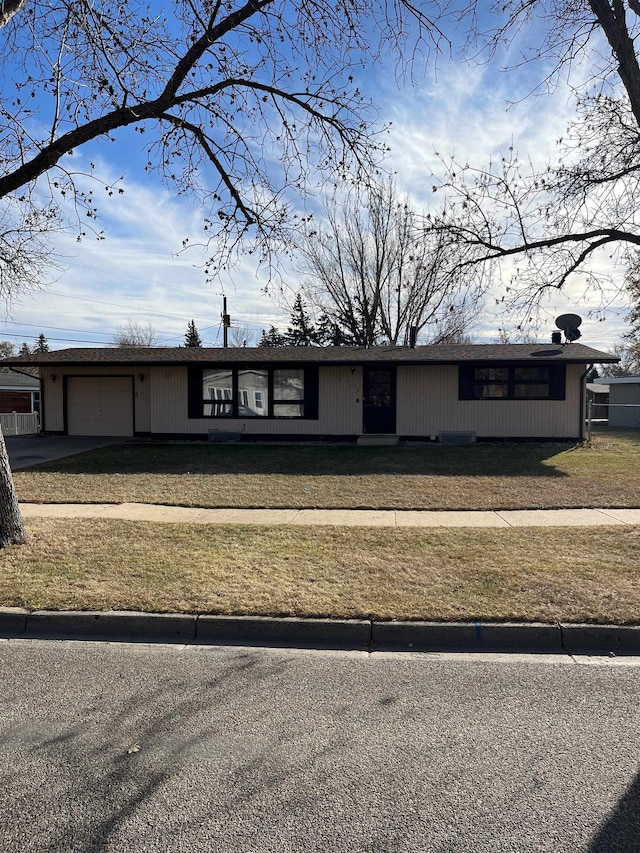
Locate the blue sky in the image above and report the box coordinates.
[0,3,632,353]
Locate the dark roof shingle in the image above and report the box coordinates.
[0,343,619,366]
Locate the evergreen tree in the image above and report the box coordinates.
[33,333,49,352]
[18,342,31,356]
[316,313,353,346]
[285,294,318,346]
[258,326,287,347]
[184,320,203,347]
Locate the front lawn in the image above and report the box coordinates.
[13,427,640,510]
[1,519,639,624]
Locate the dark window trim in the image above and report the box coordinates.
[188,365,319,420]
[459,363,566,401]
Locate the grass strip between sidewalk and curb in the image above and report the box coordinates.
[1,518,639,625]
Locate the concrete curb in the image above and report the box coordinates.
[371,621,564,653]
[560,623,640,655]
[196,615,371,649]
[1,608,640,654]
[0,607,28,638]
[22,610,197,642]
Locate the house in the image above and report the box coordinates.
[1,342,619,442]
[585,382,610,421]
[594,376,640,427]
[0,371,40,414]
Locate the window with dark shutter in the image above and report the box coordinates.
[459,364,566,401]
[188,365,319,419]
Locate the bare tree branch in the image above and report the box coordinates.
[0,0,450,294]
[296,179,486,346]
[426,1,640,313]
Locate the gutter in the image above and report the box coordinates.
[7,367,38,380]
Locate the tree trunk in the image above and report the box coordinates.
[0,0,27,29]
[0,426,27,547]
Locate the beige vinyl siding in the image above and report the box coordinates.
[608,383,640,427]
[149,365,362,435]
[397,364,584,439]
[42,366,149,433]
[42,361,587,439]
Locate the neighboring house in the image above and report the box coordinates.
[1,343,619,442]
[585,382,610,421]
[0,371,40,414]
[594,376,640,427]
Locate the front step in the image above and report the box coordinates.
[357,434,400,446]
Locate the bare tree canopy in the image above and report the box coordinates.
[0,0,443,548]
[626,253,640,341]
[0,0,446,300]
[599,339,640,375]
[296,180,485,346]
[427,1,640,312]
[111,321,160,347]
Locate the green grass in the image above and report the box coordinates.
[1,519,639,624]
[13,426,640,510]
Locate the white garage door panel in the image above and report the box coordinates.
[67,377,134,436]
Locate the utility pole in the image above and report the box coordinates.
[222,296,231,348]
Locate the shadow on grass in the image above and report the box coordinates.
[21,440,576,478]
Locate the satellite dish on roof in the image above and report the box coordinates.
[555,313,582,342]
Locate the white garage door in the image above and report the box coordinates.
[67,376,134,436]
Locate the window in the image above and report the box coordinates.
[238,369,268,417]
[472,367,509,399]
[459,364,565,401]
[203,369,232,416]
[273,368,305,417]
[189,365,318,419]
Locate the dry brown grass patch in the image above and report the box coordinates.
[13,427,640,510]
[1,519,639,624]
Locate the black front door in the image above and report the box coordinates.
[363,368,396,434]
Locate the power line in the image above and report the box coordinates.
[25,288,282,330]
[0,320,112,338]
[60,259,253,304]
[0,331,113,345]
[41,290,213,323]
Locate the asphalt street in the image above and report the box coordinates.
[1,641,639,852]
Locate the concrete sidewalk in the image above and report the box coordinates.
[18,502,640,527]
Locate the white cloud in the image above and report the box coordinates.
[2,169,288,349]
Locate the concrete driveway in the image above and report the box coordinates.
[4,434,129,470]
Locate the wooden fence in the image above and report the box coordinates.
[0,412,40,435]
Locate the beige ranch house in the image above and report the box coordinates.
[2,343,618,442]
